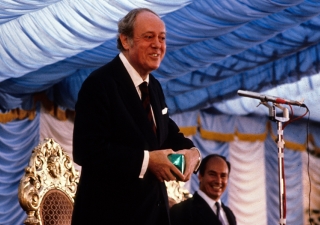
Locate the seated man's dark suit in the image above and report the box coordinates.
[170,192,236,225]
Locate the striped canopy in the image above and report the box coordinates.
[1,1,320,225]
[0,0,320,122]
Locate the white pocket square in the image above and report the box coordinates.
[162,107,168,115]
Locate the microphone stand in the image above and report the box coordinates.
[260,101,289,225]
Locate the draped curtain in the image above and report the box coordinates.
[2,107,319,224]
[0,0,320,120]
[176,110,319,225]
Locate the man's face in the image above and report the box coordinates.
[120,11,166,77]
[198,157,229,201]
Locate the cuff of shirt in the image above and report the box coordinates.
[139,150,149,178]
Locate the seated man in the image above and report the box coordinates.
[170,154,237,225]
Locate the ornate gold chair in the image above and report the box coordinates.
[18,138,80,225]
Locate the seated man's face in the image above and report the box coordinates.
[198,157,229,201]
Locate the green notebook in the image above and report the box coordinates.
[168,154,185,174]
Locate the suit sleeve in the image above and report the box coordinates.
[151,77,194,150]
[165,117,194,150]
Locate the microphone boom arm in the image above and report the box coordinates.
[237,90,305,107]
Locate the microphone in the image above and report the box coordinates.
[237,90,306,107]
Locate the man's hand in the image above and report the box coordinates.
[176,148,200,182]
[149,149,184,182]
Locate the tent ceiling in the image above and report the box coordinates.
[0,0,320,122]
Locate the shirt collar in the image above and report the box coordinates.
[119,52,149,87]
[197,189,221,208]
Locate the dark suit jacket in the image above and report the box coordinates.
[170,192,237,225]
[71,55,194,225]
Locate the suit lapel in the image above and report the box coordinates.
[111,56,158,148]
[193,192,220,224]
[222,203,235,225]
[148,78,165,144]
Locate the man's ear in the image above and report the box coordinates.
[119,34,130,50]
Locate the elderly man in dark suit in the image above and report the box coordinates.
[71,8,201,225]
[170,154,237,225]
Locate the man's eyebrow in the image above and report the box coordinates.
[208,170,228,174]
[142,31,166,34]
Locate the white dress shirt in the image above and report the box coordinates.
[119,52,153,179]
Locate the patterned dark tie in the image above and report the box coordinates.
[215,202,225,225]
[139,81,157,134]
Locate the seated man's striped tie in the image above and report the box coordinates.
[215,202,226,225]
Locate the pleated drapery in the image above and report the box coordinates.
[1,104,319,225]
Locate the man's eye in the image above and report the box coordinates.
[159,36,166,42]
[144,35,153,40]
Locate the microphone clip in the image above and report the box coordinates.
[259,101,289,122]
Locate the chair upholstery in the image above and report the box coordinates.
[18,138,80,225]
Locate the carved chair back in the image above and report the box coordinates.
[18,138,79,225]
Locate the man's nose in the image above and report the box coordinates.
[215,176,222,183]
[152,37,162,48]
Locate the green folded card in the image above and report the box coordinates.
[168,154,185,174]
